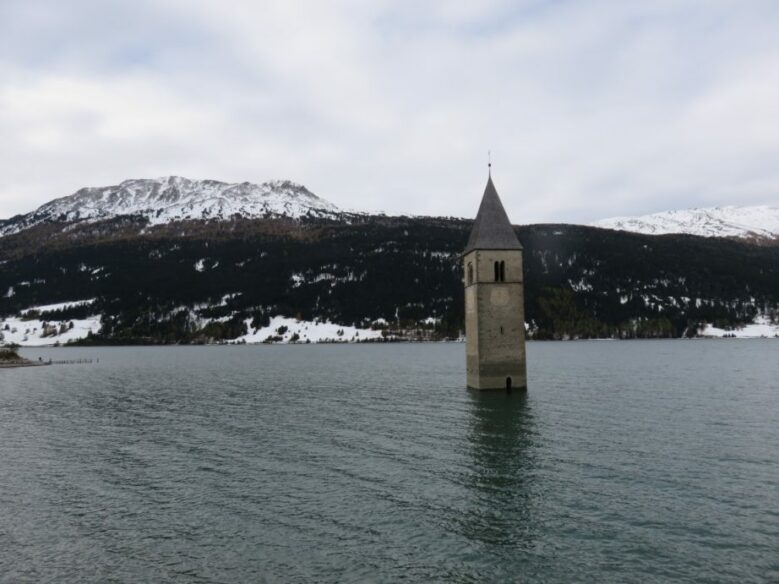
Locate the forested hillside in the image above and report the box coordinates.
[1,215,777,343]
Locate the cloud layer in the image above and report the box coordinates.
[1,0,778,222]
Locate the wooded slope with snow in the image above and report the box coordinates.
[1,179,777,344]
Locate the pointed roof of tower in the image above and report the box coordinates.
[464,175,522,253]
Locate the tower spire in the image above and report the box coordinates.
[463,173,522,254]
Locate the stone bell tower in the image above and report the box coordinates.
[463,172,527,390]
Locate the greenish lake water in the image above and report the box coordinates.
[1,341,777,582]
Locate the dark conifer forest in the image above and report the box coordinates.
[0,214,777,343]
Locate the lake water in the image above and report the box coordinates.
[1,341,777,583]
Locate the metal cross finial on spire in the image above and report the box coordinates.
[488,150,492,176]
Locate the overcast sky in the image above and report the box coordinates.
[1,0,777,223]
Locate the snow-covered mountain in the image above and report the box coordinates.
[0,176,342,236]
[591,205,779,239]
[592,206,779,240]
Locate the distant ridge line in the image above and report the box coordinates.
[592,205,779,240]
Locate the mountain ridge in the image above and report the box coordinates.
[592,205,779,241]
[3,177,777,243]
[0,176,343,237]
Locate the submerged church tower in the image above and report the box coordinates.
[463,172,527,390]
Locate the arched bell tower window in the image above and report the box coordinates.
[467,262,474,285]
[494,260,506,282]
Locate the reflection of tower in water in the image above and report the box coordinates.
[460,391,537,548]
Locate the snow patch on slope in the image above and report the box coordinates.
[699,315,779,338]
[237,316,385,344]
[1,299,100,346]
[592,206,779,239]
[20,299,96,315]
[1,316,101,346]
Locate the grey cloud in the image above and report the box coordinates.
[1,0,777,223]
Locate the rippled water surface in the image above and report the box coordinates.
[1,341,778,582]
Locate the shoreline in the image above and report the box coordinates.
[0,360,51,368]
[11,336,778,349]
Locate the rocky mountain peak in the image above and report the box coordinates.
[0,176,342,237]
